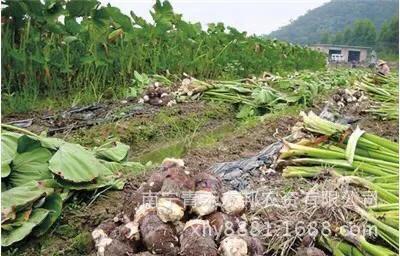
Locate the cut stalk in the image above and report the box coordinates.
[338,176,398,203]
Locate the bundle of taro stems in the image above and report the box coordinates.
[279,111,399,256]
[355,73,399,120]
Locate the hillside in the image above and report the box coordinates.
[268,0,398,45]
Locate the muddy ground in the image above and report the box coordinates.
[2,91,398,256]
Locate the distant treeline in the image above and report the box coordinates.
[268,0,398,46]
[320,16,399,55]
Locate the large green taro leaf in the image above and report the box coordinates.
[49,143,105,183]
[1,181,54,222]
[17,134,64,152]
[9,147,53,187]
[1,132,21,177]
[32,193,63,237]
[66,0,98,17]
[1,208,49,247]
[95,141,129,162]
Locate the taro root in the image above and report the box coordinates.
[92,219,122,256]
[219,235,248,256]
[156,197,185,223]
[191,173,221,216]
[180,219,218,256]
[148,158,185,191]
[296,247,326,256]
[221,190,246,215]
[194,172,222,193]
[92,227,136,256]
[108,225,139,254]
[136,205,179,255]
[123,182,154,221]
[95,219,119,235]
[147,172,166,192]
[161,158,185,169]
[123,220,140,240]
[159,167,194,220]
[204,212,244,239]
[173,220,185,235]
[192,190,218,216]
[161,167,195,193]
[92,218,142,256]
[103,239,135,256]
[92,226,113,256]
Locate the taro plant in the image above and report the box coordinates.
[1,0,326,113]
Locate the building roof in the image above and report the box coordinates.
[310,44,371,49]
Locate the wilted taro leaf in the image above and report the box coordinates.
[32,194,63,237]
[9,147,53,187]
[1,208,49,247]
[1,132,21,178]
[1,181,54,222]
[94,141,129,162]
[236,105,255,119]
[49,143,105,183]
[253,88,278,105]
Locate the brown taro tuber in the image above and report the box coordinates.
[161,158,185,169]
[156,197,185,223]
[92,217,144,256]
[157,167,194,222]
[194,172,222,193]
[92,226,136,256]
[191,173,221,216]
[192,190,218,216]
[161,167,195,193]
[219,235,249,256]
[123,182,155,221]
[123,159,186,221]
[180,219,218,256]
[219,235,265,256]
[147,171,166,192]
[204,212,245,239]
[135,204,179,255]
[221,190,246,216]
[95,219,119,235]
[144,158,186,192]
[148,157,185,191]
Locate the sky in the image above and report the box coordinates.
[99,0,330,35]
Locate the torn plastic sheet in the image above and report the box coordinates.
[209,141,283,190]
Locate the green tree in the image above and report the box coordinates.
[343,27,353,44]
[320,32,331,43]
[351,19,376,46]
[332,31,344,44]
[378,16,398,52]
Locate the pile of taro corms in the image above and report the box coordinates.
[92,159,264,256]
